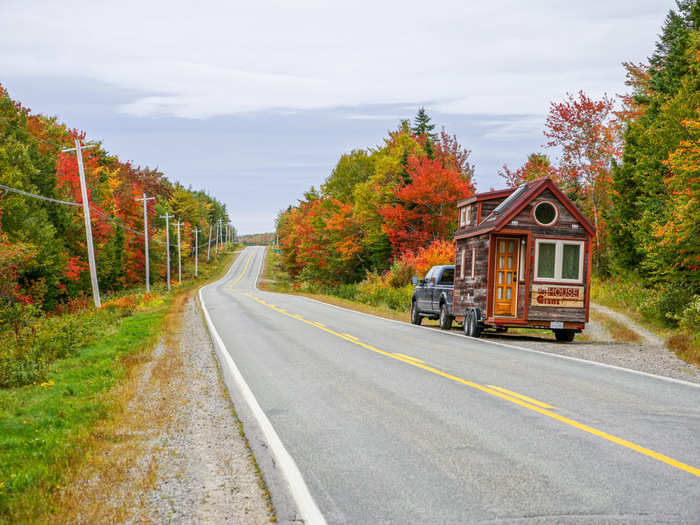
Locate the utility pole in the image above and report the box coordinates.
[63,140,100,308]
[193,228,200,276]
[174,219,183,284]
[160,211,171,290]
[136,193,155,292]
[207,224,212,262]
[215,218,220,254]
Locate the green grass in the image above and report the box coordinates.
[0,246,240,523]
[0,303,167,523]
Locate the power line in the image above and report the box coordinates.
[0,115,68,149]
[0,182,82,206]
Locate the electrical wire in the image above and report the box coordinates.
[0,115,69,149]
[0,182,82,206]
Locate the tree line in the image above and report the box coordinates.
[0,84,231,314]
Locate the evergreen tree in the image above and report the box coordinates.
[411,107,436,139]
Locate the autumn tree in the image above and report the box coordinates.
[380,156,473,257]
[499,153,557,187]
[544,91,621,270]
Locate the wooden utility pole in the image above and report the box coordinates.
[160,211,171,290]
[63,140,100,308]
[193,228,200,276]
[174,219,183,284]
[207,224,212,262]
[136,193,155,291]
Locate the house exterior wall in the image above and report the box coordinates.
[453,235,489,317]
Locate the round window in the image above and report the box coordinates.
[534,201,557,226]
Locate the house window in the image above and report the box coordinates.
[460,248,466,279]
[460,208,466,227]
[471,248,476,279]
[465,205,471,225]
[533,201,558,226]
[534,239,584,283]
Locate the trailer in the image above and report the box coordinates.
[452,177,595,342]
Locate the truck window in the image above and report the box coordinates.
[439,268,454,285]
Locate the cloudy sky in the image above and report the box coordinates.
[0,0,671,234]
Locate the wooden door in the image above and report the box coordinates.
[494,238,518,316]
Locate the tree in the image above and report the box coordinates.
[411,107,436,140]
[499,153,557,187]
[380,155,473,257]
[321,149,374,203]
[544,91,622,270]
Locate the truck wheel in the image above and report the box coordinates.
[439,304,452,330]
[465,310,482,338]
[554,329,575,342]
[410,301,422,325]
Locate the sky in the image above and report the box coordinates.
[0,0,673,234]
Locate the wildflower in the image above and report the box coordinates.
[40,380,55,387]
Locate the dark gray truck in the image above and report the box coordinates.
[410,265,455,330]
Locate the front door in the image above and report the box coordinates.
[494,238,519,316]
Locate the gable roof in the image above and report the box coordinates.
[459,177,595,237]
[457,188,513,207]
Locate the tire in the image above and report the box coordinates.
[554,329,575,342]
[439,303,452,330]
[465,310,482,338]
[410,301,422,325]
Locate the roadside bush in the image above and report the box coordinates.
[0,300,134,388]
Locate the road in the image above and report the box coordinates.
[201,246,700,524]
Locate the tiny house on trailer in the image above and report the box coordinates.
[453,177,595,342]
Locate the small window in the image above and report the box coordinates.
[460,249,466,279]
[465,206,471,225]
[460,208,466,227]
[534,201,558,226]
[534,240,584,283]
[439,268,454,285]
[471,248,476,279]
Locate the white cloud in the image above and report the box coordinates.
[0,0,670,119]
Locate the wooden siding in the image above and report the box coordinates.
[453,236,489,316]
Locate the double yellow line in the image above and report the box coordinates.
[231,271,699,478]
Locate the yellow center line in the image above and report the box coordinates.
[343,333,359,341]
[229,252,255,289]
[485,385,555,409]
[394,353,425,364]
[236,291,700,478]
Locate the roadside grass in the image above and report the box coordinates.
[0,246,239,524]
[592,274,699,365]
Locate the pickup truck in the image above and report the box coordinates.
[410,265,455,330]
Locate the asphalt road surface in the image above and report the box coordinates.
[201,246,700,524]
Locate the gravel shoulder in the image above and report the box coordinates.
[132,296,273,524]
[476,316,700,385]
[55,295,273,524]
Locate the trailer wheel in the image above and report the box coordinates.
[465,310,482,338]
[554,329,575,342]
[410,301,422,325]
[439,303,452,330]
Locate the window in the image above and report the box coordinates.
[534,239,584,283]
[471,248,476,279]
[439,268,454,285]
[460,248,465,279]
[465,205,471,225]
[533,201,558,226]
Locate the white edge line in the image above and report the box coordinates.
[199,248,327,525]
[261,285,700,391]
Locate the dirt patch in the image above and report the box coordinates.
[52,295,273,524]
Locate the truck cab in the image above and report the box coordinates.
[410,265,455,329]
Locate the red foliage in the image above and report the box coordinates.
[380,156,473,257]
[399,239,455,275]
